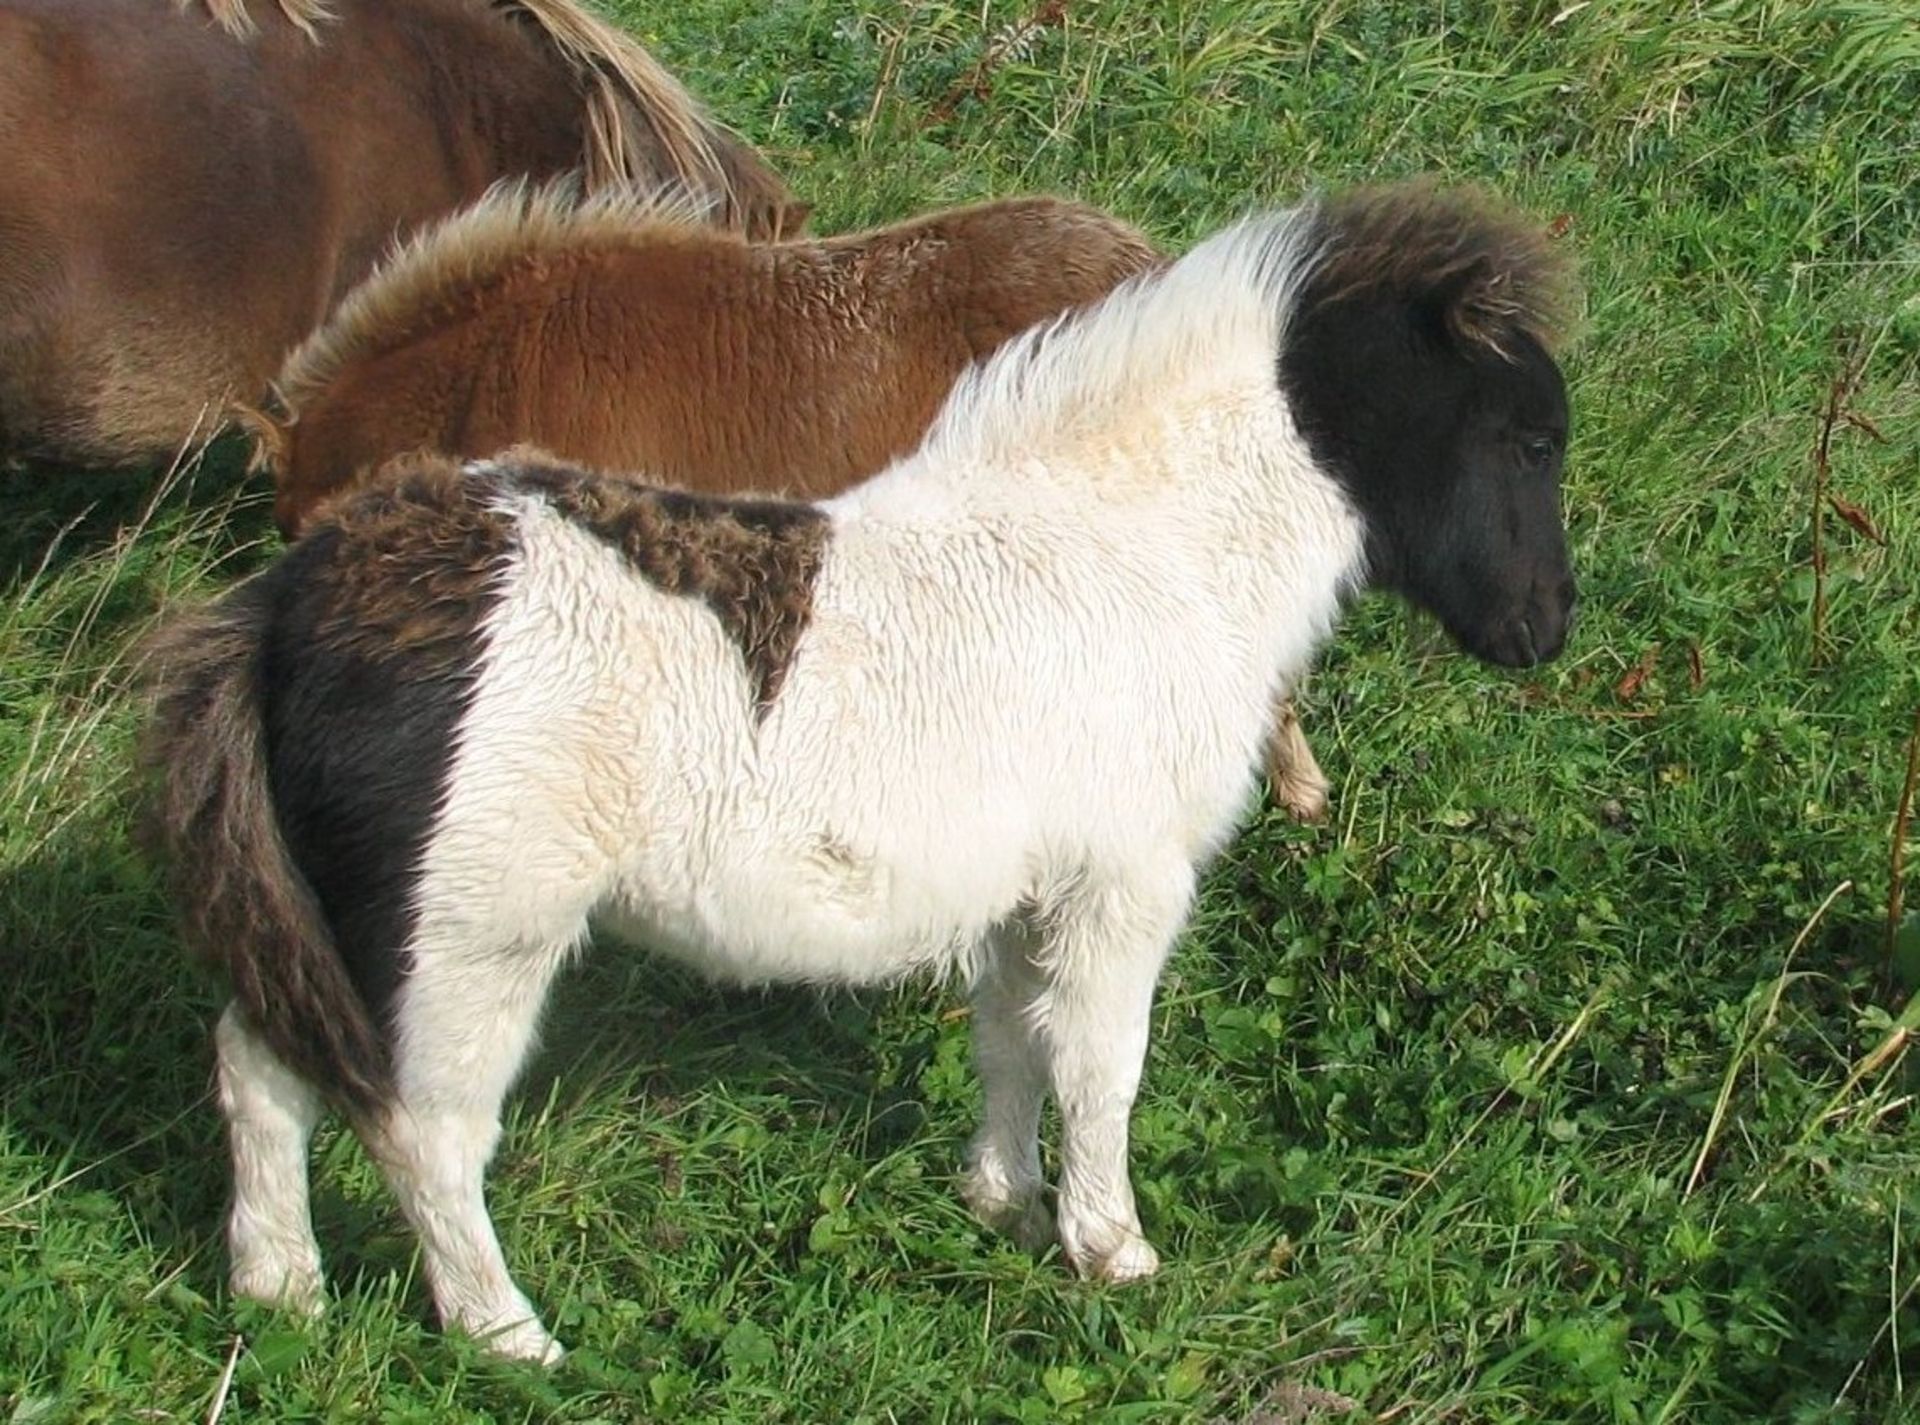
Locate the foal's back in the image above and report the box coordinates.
[266,195,1162,536]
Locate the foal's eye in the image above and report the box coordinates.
[1523,436,1557,468]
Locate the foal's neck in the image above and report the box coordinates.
[914,378,1367,675]
[1117,389,1367,659]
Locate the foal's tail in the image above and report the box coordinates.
[139,581,391,1115]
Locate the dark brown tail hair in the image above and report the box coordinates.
[139,581,391,1115]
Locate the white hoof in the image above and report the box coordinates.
[230,1256,325,1317]
[471,1314,565,1365]
[1085,1233,1161,1283]
[963,1172,1056,1253]
[1059,1211,1161,1283]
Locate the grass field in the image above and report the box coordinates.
[4,1,1920,1420]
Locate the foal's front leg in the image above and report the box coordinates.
[962,919,1054,1251]
[1036,864,1193,1282]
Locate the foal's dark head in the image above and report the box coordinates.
[1281,181,1579,667]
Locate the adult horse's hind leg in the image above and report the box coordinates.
[215,1003,327,1315]
[962,918,1055,1252]
[1035,862,1194,1283]
[362,932,580,1365]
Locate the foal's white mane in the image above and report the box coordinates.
[918,204,1324,469]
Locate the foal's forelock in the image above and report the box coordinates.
[1302,179,1577,361]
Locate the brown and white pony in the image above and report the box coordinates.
[249,182,1333,817]
[0,0,804,468]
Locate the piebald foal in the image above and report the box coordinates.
[143,179,1577,1362]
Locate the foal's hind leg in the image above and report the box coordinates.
[1266,696,1330,823]
[215,1003,326,1315]
[363,934,580,1365]
[962,919,1054,1251]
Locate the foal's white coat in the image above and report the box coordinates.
[219,209,1370,1361]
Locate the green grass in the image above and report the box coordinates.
[4,1,1920,1420]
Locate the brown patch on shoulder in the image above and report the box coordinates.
[505,452,829,712]
[1306,177,1578,358]
[298,452,518,677]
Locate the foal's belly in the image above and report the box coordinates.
[594,829,1016,990]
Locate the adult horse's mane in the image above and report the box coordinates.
[181,0,759,211]
[257,180,716,441]
[185,0,324,38]
[1307,179,1578,358]
[187,0,329,40]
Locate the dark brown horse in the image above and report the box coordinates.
[251,183,1334,818]
[0,0,804,467]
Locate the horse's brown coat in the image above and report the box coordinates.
[262,188,1164,536]
[0,0,803,467]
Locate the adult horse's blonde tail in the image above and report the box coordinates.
[501,0,804,238]
[182,0,333,43]
[139,581,392,1116]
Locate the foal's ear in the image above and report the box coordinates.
[776,200,815,240]
[1427,255,1525,358]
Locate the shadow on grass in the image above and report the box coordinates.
[0,825,229,1294]
[526,939,934,1154]
[0,802,926,1308]
[0,435,278,589]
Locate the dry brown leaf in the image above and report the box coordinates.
[1615,646,1660,703]
[1828,492,1887,545]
